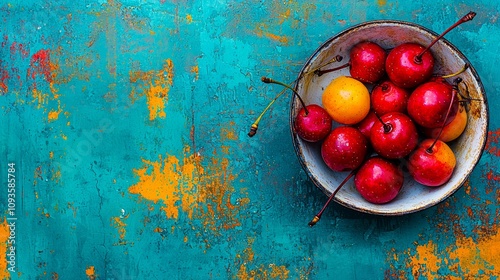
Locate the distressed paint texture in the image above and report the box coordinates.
[0,0,499,279]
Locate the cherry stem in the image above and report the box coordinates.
[305,55,343,76]
[248,86,287,137]
[308,169,356,227]
[415,11,476,63]
[248,77,307,137]
[441,63,469,79]
[374,111,392,133]
[426,78,460,153]
[314,62,350,77]
[261,77,309,115]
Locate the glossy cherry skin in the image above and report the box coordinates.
[371,80,410,116]
[294,104,332,142]
[356,111,378,140]
[321,126,368,172]
[408,139,456,187]
[407,81,459,129]
[349,41,387,84]
[385,43,434,89]
[370,112,419,159]
[355,156,404,204]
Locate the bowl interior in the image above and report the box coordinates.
[291,21,489,215]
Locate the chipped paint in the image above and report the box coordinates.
[485,128,500,157]
[235,238,290,280]
[1,1,499,279]
[404,225,500,279]
[129,59,174,121]
[129,143,247,237]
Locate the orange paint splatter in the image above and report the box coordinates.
[392,224,500,278]
[129,145,247,241]
[0,219,11,279]
[85,266,96,280]
[111,215,129,245]
[128,153,196,219]
[129,59,174,121]
[186,14,193,23]
[265,33,289,45]
[48,101,63,122]
[255,24,290,45]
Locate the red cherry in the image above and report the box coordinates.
[356,111,378,140]
[408,139,456,187]
[371,80,410,116]
[385,43,434,89]
[321,126,368,172]
[355,157,404,204]
[349,41,387,84]
[294,104,332,142]
[407,81,459,129]
[386,12,476,89]
[316,41,386,84]
[370,112,419,159]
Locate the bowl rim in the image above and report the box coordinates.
[289,19,490,216]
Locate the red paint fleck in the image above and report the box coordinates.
[27,49,52,89]
[485,169,500,182]
[485,129,500,157]
[0,61,8,94]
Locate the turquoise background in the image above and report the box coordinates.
[1,0,499,279]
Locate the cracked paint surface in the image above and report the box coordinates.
[0,0,499,279]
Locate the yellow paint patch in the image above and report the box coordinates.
[0,219,11,279]
[186,14,193,23]
[129,59,174,121]
[85,266,96,280]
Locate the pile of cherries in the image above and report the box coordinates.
[249,12,478,226]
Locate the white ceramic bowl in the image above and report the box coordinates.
[290,20,489,215]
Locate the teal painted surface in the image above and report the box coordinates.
[0,0,499,279]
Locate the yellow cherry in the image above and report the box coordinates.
[322,76,370,125]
